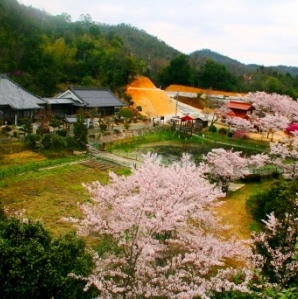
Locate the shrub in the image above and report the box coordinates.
[56,129,68,137]
[17,118,27,126]
[1,126,12,134]
[51,135,66,150]
[240,173,262,183]
[65,136,79,149]
[124,123,131,130]
[41,134,52,149]
[49,118,63,129]
[25,134,40,149]
[118,107,133,119]
[19,119,33,136]
[246,180,298,224]
[208,124,217,133]
[99,123,108,131]
[232,130,247,139]
[36,124,50,135]
[218,127,227,135]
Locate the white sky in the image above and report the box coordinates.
[18,0,298,67]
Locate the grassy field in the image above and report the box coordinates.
[0,132,272,239]
[0,143,129,236]
[1,164,112,235]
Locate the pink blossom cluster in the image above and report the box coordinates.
[252,208,298,287]
[270,132,298,179]
[225,116,255,133]
[201,148,269,190]
[232,130,247,139]
[245,92,298,121]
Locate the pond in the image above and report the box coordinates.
[128,142,249,165]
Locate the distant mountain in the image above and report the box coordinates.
[98,23,181,66]
[270,65,298,77]
[189,49,298,77]
[97,25,298,78]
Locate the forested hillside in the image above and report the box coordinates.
[99,24,181,79]
[1,0,298,98]
[0,0,152,96]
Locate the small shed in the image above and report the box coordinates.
[194,117,208,131]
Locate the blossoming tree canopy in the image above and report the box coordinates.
[252,201,298,287]
[77,153,251,298]
[258,113,289,140]
[245,92,298,119]
[270,131,298,179]
[225,116,255,132]
[202,148,249,182]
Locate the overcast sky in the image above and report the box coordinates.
[19,0,298,67]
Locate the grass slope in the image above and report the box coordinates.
[1,163,126,236]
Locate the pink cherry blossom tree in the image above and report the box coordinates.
[243,92,298,140]
[201,148,249,191]
[270,132,298,179]
[225,116,255,133]
[204,102,234,127]
[257,113,289,141]
[251,200,298,288]
[201,148,269,191]
[245,92,298,121]
[74,153,252,298]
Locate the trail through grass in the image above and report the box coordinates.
[215,181,272,240]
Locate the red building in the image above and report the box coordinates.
[226,101,253,119]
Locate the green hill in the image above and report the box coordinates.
[1,0,298,97]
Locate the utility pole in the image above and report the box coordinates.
[175,91,179,117]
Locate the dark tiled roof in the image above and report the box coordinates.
[69,87,126,107]
[0,74,45,109]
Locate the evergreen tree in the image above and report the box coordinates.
[73,112,88,149]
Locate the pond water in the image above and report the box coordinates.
[112,139,264,166]
[127,143,220,165]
